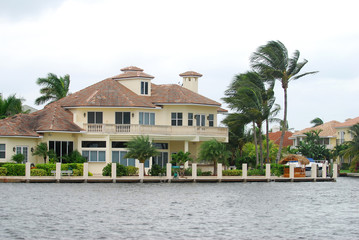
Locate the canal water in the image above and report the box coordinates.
[1,178,358,239]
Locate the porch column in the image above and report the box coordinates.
[192,163,197,180]
[311,164,317,179]
[166,163,172,182]
[242,163,247,181]
[56,162,61,182]
[217,163,222,182]
[289,164,295,179]
[111,163,117,183]
[333,164,338,179]
[184,141,189,169]
[322,162,327,178]
[139,163,144,183]
[83,163,89,182]
[265,164,271,179]
[25,162,31,182]
[106,135,111,164]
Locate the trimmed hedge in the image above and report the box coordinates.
[248,168,265,176]
[127,166,139,176]
[31,169,47,176]
[102,163,128,176]
[35,163,85,176]
[222,169,242,176]
[0,167,7,176]
[3,164,25,176]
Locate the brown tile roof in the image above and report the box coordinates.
[59,79,156,108]
[179,71,203,77]
[151,84,221,106]
[268,131,293,147]
[112,71,154,79]
[120,66,144,72]
[291,120,340,138]
[334,116,359,128]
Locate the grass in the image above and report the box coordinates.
[340,169,351,173]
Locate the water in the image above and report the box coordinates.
[0,178,358,240]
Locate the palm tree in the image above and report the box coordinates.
[35,73,70,105]
[0,94,28,119]
[171,151,193,177]
[341,124,359,163]
[32,142,49,163]
[198,139,231,175]
[310,117,323,127]
[250,40,318,163]
[124,136,159,176]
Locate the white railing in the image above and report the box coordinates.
[84,124,228,137]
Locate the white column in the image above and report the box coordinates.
[289,164,295,179]
[184,141,189,169]
[166,163,172,180]
[322,163,327,178]
[266,164,271,179]
[25,162,31,181]
[333,164,338,179]
[311,164,317,178]
[217,163,222,181]
[192,163,197,180]
[111,163,117,183]
[139,163,144,183]
[242,163,247,179]
[106,135,111,164]
[83,163,89,181]
[56,163,61,182]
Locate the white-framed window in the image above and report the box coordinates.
[195,114,205,126]
[141,81,148,95]
[112,151,136,166]
[208,114,214,127]
[171,112,183,126]
[88,112,103,124]
[139,112,155,125]
[49,141,74,161]
[152,152,169,168]
[115,112,131,124]
[0,144,5,158]
[188,113,193,126]
[82,150,105,162]
[16,146,28,162]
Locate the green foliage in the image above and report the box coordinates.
[297,130,331,159]
[310,117,323,127]
[270,163,284,177]
[349,159,359,173]
[248,168,265,176]
[222,169,242,176]
[3,164,25,176]
[35,163,56,175]
[0,94,28,119]
[62,150,87,163]
[102,163,128,176]
[72,169,81,176]
[35,73,70,105]
[31,168,47,176]
[48,150,58,163]
[183,167,203,176]
[341,123,359,163]
[341,163,349,170]
[124,136,159,163]
[148,164,166,176]
[127,166,139,176]
[171,151,192,165]
[0,167,7,176]
[199,139,230,175]
[11,153,25,164]
[201,171,212,176]
[32,142,48,163]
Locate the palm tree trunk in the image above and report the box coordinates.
[258,123,264,169]
[266,118,270,163]
[276,87,288,163]
[253,121,259,167]
[213,159,217,176]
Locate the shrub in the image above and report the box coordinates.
[349,160,359,173]
[76,164,84,176]
[3,164,25,176]
[102,163,128,176]
[127,166,139,176]
[341,163,349,170]
[201,171,212,176]
[248,168,265,176]
[72,169,81,176]
[62,150,87,163]
[222,169,242,176]
[0,167,7,176]
[11,154,25,164]
[36,164,56,176]
[270,163,284,177]
[184,167,192,176]
[31,169,47,176]
[149,164,166,176]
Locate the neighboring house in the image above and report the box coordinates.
[334,116,359,164]
[268,131,293,148]
[22,105,38,114]
[289,120,340,150]
[0,67,228,174]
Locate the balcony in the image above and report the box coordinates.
[83,124,228,139]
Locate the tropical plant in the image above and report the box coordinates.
[171,151,193,177]
[310,117,324,127]
[297,130,331,159]
[250,40,318,162]
[11,153,25,164]
[148,164,166,176]
[32,142,48,163]
[198,139,231,175]
[35,73,70,105]
[102,163,128,176]
[0,94,28,119]
[62,150,87,163]
[340,123,359,172]
[124,136,159,176]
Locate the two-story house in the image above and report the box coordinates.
[0,67,228,174]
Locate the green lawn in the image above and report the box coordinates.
[340,169,351,173]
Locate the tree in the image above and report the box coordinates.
[250,40,318,163]
[340,124,359,171]
[310,117,323,127]
[198,139,231,175]
[32,142,48,163]
[35,73,70,105]
[171,151,193,177]
[124,136,159,176]
[11,153,25,164]
[297,130,331,160]
[0,94,28,119]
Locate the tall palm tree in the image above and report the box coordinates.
[250,40,318,162]
[199,139,231,175]
[124,136,159,176]
[341,123,359,163]
[35,73,70,105]
[0,94,28,119]
[310,117,324,127]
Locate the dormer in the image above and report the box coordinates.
[179,71,203,93]
[112,66,154,96]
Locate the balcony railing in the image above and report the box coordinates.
[84,124,228,138]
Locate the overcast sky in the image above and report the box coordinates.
[1,0,358,131]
